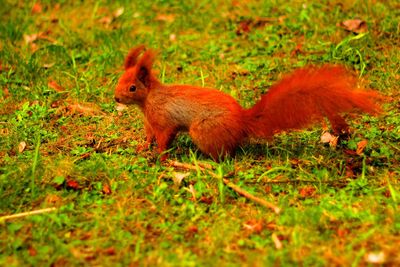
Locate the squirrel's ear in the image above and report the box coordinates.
[124,45,146,70]
[136,50,156,87]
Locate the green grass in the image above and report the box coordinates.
[1,0,399,266]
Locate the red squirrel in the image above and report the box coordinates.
[114,45,381,160]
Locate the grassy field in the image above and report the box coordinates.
[1,0,399,266]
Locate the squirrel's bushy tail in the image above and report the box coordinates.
[245,65,382,138]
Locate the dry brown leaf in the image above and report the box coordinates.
[155,14,175,23]
[320,132,338,147]
[336,228,350,238]
[3,87,10,98]
[24,33,40,44]
[99,16,112,25]
[18,141,27,153]
[65,101,104,116]
[356,140,368,155]
[169,33,177,42]
[187,184,196,201]
[48,80,64,92]
[23,31,56,52]
[28,246,37,256]
[102,184,112,195]
[291,42,303,56]
[299,186,316,198]
[344,149,358,156]
[102,247,116,256]
[45,194,62,205]
[340,19,368,34]
[115,103,127,112]
[99,7,124,25]
[186,225,199,238]
[66,178,80,190]
[0,61,9,72]
[70,246,96,261]
[113,7,124,18]
[365,251,386,264]
[42,63,55,68]
[199,195,213,204]
[172,172,190,185]
[31,2,43,14]
[243,219,264,234]
[271,233,283,249]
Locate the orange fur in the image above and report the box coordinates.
[115,45,382,160]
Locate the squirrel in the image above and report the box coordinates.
[114,45,381,161]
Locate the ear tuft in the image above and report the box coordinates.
[124,45,146,70]
[136,49,157,87]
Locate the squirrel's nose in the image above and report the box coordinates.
[114,96,121,103]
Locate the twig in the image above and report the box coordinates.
[0,207,57,221]
[222,178,281,214]
[169,160,281,214]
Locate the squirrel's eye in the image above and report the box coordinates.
[129,85,137,92]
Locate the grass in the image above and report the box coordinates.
[1,0,399,266]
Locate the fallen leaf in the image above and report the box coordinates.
[340,19,368,34]
[66,178,80,190]
[243,219,264,234]
[186,225,199,238]
[18,141,27,153]
[320,132,338,147]
[173,172,190,185]
[113,7,124,18]
[200,195,213,204]
[236,17,278,36]
[271,233,283,249]
[0,61,10,72]
[115,103,127,112]
[45,194,62,205]
[356,140,368,155]
[28,246,37,256]
[102,247,116,256]
[42,63,55,69]
[291,42,303,56]
[344,166,355,178]
[264,185,272,194]
[169,33,177,41]
[31,2,43,14]
[24,33,40,44]
[80,232,92,240]
[383,189,391,198]
[23,31,56,52]
[236,20,252,35]
[344,149,358,156]
[155,14,175,23]
[365,251,386,264]
[290,158,301,167]
[265,221,278,231]
[299,186,316,198]
[336,228,349,238]
[99,16,112,25]
[99,7,124,26]
[65,101,104,116]
[48,80,64,92]
[3,87,10,98]
[186,184,196,201]
[70,246,96,261]
[102,184,112,195]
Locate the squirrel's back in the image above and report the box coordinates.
[146,85,245,128]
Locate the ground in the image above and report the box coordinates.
[0,0,399,266]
